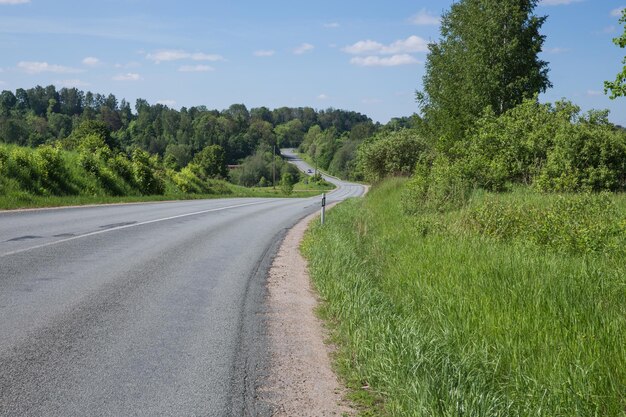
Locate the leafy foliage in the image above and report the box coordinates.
[418,0,551,146]
[463,99,626,192]
[605,8,626,99]
[356,129,430,183]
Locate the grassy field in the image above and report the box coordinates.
[303,178,626,416]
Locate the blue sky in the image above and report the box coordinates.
[1,0,625,125]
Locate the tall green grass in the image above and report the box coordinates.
[303,178,626,416]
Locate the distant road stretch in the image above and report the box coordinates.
[0,153,365,416]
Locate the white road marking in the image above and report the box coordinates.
[0,201,272,258]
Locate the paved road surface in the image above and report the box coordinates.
[0,155,364,416]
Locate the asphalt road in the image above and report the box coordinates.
[0,155,365,417]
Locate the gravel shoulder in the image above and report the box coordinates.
[262,207,355,416]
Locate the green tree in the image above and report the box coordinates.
[0,90,17,116]
[417,0,551,148]
[280,172,295,195]
[274,119,304,147]
[605,9,626,99]
[192,144,228,179]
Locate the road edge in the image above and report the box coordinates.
[259,204,356,416]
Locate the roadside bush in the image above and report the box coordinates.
[8,146,45,194]
[108,153,135,186]
[0,146,7,177]
[356,129,430,183]
[535,111,626,192]
[465,99,626,192]
[132,149,165,195]
[402,155,473,214]
[463,100,561,191]
[280,172,295,195]
[36,145,77,195]
[171,165,212,194]
[79,151,128,196]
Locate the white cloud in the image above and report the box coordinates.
[350,54,420,67]
[317,94,329,100]
[603,25,617,33]
[410,9,440,25]
[82,57,101,67]
[362,98,382,104]
[611,7,625,17]
[190,52,223,61]
[323,22,340,28]
[539,0,583,5]
[343,35,428,55]
[146,49,224,63]
[55,79,90,88]
[113,72,140,81]
[587,90,603,96]
[0,0,30,4]
[157,99,176,107]
[178,64,213,72]
[17,61,83,74]
[0,81,6,86]
[254,50,275,57]
[293,43,314,55]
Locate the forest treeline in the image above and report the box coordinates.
[0,85,373,163]
[0,84,399,199]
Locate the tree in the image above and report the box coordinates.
[605,9,626,99]
[274,119,304,147]
[417,0,551,147]
[0,90,17,116]
[280,172,295,195]
[192,144,228,179]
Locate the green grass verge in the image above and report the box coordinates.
[302,178,626,416]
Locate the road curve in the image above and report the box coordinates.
[0,157,365,416]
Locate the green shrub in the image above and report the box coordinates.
[131,149,165,195]
[280,172,295,195]
[0,146,8,176]
[36,145,78,195]
[463,100,559,191]
[108,153,135,186]
[79,151,129,196]
[356,129,431,183]
[171,165,210,194]
[9,146,45,194]
[535,112,626,192]
[402,155,473,214]
[466,99,626,192]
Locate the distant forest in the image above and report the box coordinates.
[0,85,418,178]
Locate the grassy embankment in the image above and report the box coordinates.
[303,178,625,416]
[0,143,332,210]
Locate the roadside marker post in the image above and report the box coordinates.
[321,193,326,225]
